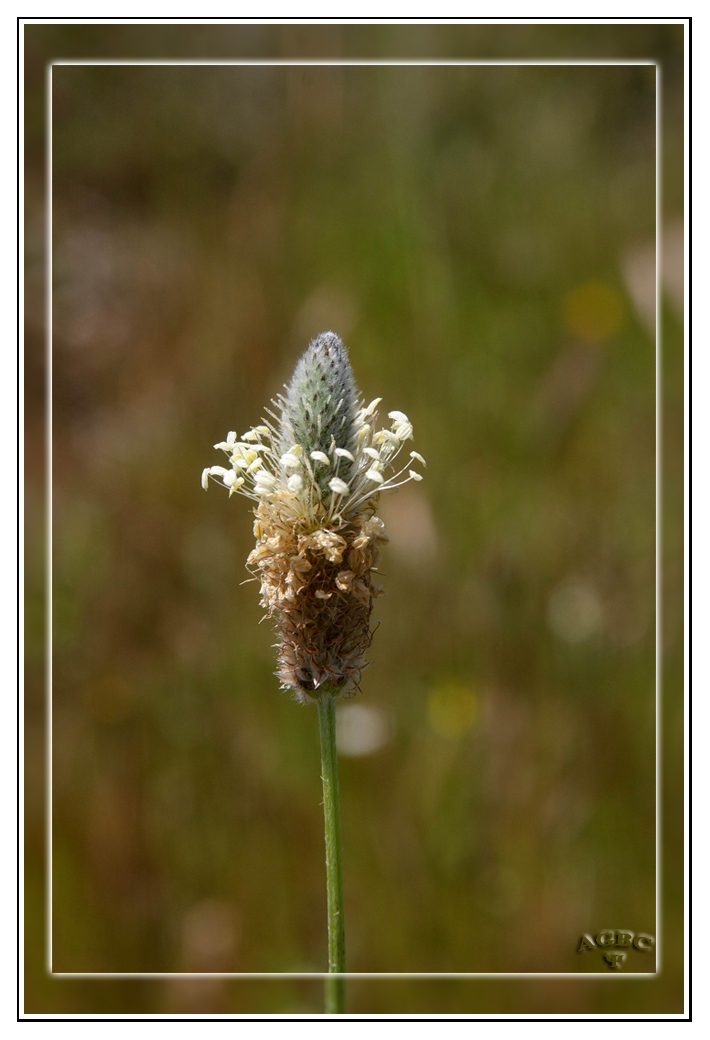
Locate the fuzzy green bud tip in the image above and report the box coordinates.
[279,332,361,463]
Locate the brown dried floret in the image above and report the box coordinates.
[247,506,388,703]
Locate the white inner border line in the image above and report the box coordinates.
[46,55,54,984]
[655,55,663,980]
[45,56,661,982]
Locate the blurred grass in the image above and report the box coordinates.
[25,22,684,1015]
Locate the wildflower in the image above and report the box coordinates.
[201,331,425,703]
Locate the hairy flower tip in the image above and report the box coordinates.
[201,331,426,702]
[279,331,360,485]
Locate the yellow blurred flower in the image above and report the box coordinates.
[564,280,624,343]
[427,680,478,739]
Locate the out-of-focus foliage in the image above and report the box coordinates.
[25,22,684,1015]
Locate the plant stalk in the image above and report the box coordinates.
[317,690,345,1014]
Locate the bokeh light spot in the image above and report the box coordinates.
[180,899,239,972]
[427,680,478,739]
[336,703,392,757]
[563,280,624,343]
[378,486,438,567]
[547,579,604,644]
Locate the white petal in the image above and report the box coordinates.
[408,469,423,481]
[363,447,380,460]
[388,410,409,425]
[396,422,413,440]
[310,451,330,465]
[334,448,355,461]
[209,466,230,477]
[365,468,384,484]
[224,470,237,486]
[287,474,303,493]
[247,458,263,473]
[227,431,237,443]
[241,429,262,442]
[201,468,211,490]
[328,477,350,496]
[410,451,427,467]
[365,398,383,417]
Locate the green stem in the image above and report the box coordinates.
[317,691,346,1014]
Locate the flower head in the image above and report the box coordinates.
[202,331,425,703]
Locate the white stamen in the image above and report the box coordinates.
[229,442,269,453]
[374,429,399,446]
[329,477,350,496]
[254,471,277,491]
[280,453,302,470]
[202,360,424,538]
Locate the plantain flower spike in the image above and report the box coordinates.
[202,332,426,704]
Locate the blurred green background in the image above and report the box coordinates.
[25,22,684,1015]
